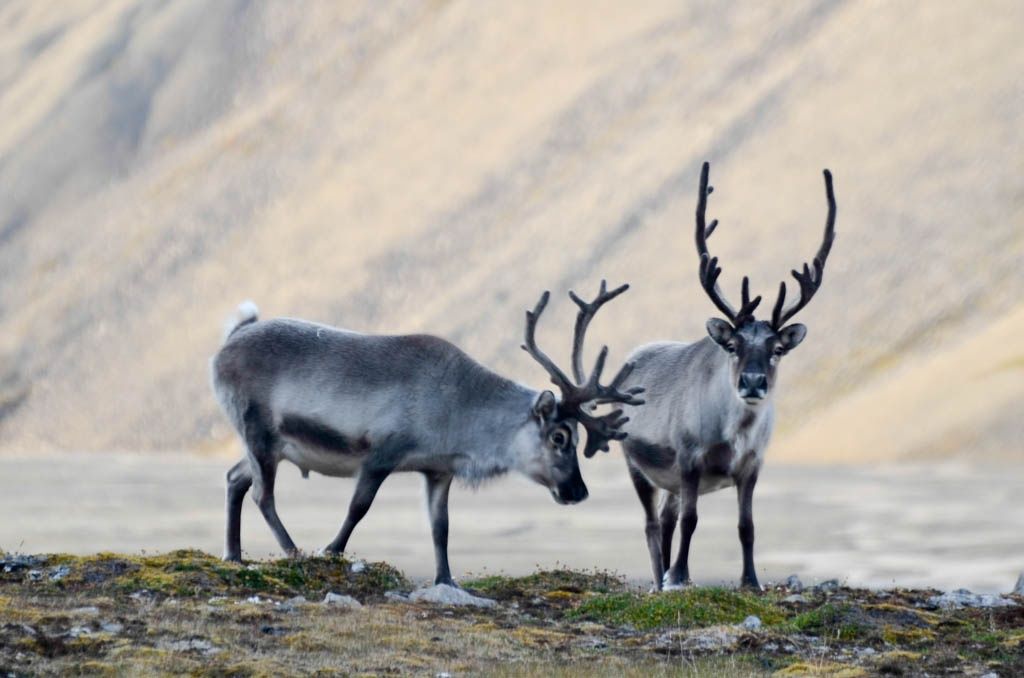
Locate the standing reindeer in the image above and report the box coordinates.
[619,161,836,590]
[210,284,642,586]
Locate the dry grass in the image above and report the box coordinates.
[2,551,1022,676]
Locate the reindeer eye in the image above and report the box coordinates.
[773,346,785,356]
[725,342,736,354]
[549,430,568,448]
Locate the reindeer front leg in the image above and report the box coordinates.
[736,470,760,589]
[424,471,455,586]
[664,468,701,589]
[627,462,664,591]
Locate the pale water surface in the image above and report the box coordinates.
[0,453,1020,593]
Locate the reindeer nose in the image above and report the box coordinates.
[739,373,768,399]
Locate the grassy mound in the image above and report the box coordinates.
[569,587,786,630]
[2,549,407,601]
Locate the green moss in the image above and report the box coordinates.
[786,603,871,641]
[568,587,785,630]
[464,568,625,601]
[28,549,406,600]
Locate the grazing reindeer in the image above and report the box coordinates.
[619,161,836,590]
[210,284,642,586]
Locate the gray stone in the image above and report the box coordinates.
[49,565,71,581]
[323,592,363,609]
[783,594,808,604]
[27,569,43,582]
[160,638,220,655]
[67,626,92,639]
[100,622,124,634]
[785,574,804,592]
[71,606,100,616]
[929,589,1016,609]
[1,554,45,573]
[244,595,263,604]
[815,579,840,592]
[384,591,410,603]
[408,584,496,608]
[350,560,367,574]
[740,615,762,630]
[1013,573,1024,596]
[280,595,308,611]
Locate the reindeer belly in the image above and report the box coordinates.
[276,414,372,478]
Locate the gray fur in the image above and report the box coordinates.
[211,306,589,586]
[619,335,775,591]
[619,160,836,591]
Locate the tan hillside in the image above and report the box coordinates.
[0,0,1021,461]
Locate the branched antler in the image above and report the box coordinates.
[695,161,761,325]
[522,282,644,458]
[770,169,837,329]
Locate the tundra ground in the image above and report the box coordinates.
[0,551,1021,677]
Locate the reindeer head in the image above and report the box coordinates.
[693,161,836,405]
[521,282,645,504]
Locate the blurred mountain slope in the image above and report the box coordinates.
[0,0,1021,460]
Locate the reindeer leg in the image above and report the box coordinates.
[659,491,679,575]
[736,471,760,589]
[243,405,298,557]
[424,471,455,586]
[224,458,253,562]
[323,444,407,555]
[664,468,700,589]
[627,461,664,591]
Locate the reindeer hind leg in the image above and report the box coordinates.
[243,403,298,557]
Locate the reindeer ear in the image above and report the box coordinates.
[706,318,734,347]
[532,390,557,422]
[778,323,807,352]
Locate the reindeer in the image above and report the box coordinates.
[210,284,642,586]
[619,161,836,590]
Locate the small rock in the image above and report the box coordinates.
[71,606,100,616]
[385,591,410,603]
[280,595,308,611]
[49,565,71,581]
[408,584,496,608]
[435,673,453,678]
[785,574,804,592]
[67,626,91,638]
[323,592,363,609]
[207,596,229,606]
[783,594,807,604]
[979,673,998,678]
[161,638,220,655]
[740,615,762,630]
[1,554,45,573]
[680,626,741,651]
[1013,572,1024,596]
[129,590,154,601]
[350,560,367,574]
[27,570,43,582]
[244,595,262,604]
[100,622,124,634]
[815,579,840,593]
[578,636,607,650]
[929,589,1016,609]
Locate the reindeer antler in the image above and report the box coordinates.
[522,282,644,458]
[695,162,761,326]
[770,169,837,329]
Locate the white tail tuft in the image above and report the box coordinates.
[222,300,260,341]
